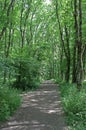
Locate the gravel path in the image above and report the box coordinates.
[0,80,68,130]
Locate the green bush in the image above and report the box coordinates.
[0,85,21,121]
[12,58,40,90]
[60,83,86,129]
[0,99,10,121]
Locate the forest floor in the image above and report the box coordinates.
[0,80,68,130]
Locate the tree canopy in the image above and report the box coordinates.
[0,0,86,90]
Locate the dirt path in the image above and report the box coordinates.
[0,80,68,130]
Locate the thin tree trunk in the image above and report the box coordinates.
[72,0,79,84]
[76,0,83,89]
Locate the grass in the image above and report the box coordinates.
[0,84,21,121]
[60,82,86,130]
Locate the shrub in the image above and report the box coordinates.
[60,83,86,129]
[0,85,21,121]
[12,58,40,90]
[0,99,10,121]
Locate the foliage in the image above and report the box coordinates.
[12,57,40,90]
[60,83,86,130]
[0,0,86,127]
[0,85,21,121]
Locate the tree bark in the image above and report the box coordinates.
[55,0,71,82]
[76,0,83,89]
[72,0,79,84]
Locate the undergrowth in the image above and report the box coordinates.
[0,84,21,121]
[60,82,86,130]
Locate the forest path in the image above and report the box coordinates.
[0,80,68,130]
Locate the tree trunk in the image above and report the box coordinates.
[76,0,83,89]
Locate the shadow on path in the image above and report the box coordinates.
[0,80,68,130]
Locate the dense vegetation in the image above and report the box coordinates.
[0,85,21,121]
[0,0,86,129]
[59,82,86,130]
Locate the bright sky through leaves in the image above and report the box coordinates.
[45,0,51,5]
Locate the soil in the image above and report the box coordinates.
[0,80,68,130]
